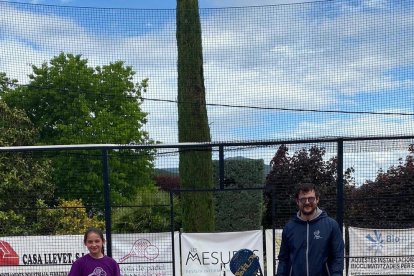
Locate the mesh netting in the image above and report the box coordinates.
[1,0,413,144]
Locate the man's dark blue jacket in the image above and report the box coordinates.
[276,209,344,276]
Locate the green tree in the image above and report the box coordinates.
[176,0,214,232]
[112,186,182,233]
[0,97,54,235]
[33,199,104,235]
[0,72,17,95]
[214,158,264,231]
[3,53,155,208]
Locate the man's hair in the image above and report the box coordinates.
[295,182,320,199]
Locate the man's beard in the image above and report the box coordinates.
[301,205,316,216]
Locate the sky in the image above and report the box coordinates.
[1,0,414,184]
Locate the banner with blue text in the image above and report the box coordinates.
[348,227,414,275]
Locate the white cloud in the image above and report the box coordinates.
[1,0,413,147]
[283,108,414,139]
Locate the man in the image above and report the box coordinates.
[276,183,344,276]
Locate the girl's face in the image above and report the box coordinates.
[85,232,104,258]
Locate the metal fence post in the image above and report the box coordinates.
[102,149,113,257]
[219,145,225,189]
[170,190,176,276]
[337,139,344,232]
[271,187,277,275]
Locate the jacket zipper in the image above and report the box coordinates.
[326,263,331,276]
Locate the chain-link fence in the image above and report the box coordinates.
[1,137,414,274]
[0,0,413,145]
[1,0,414,274]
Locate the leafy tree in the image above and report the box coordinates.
[0,97,54,235]
[112,186,182,233]
[214,159,264,231]
[33,199,104,235]
[3,53,155,208]
[154,174,181,191]
[0,211,26,236]
[0,72,17,95]
[176,0,214,232]
[345,145,414,228]
[264,145,348,228]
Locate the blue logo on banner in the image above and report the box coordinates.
[365,230,384,253]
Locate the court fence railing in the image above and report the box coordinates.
[1,135,414,275]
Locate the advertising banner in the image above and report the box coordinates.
[0,235,85,275]
[348,227,414,275]
[115,232,176,276]
[0,232,177,276]
[180,230,263,276]
[264,229,283,276]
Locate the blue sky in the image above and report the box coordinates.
[1,0,414,184]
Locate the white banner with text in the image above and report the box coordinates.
[348,227,414,275]
[180,230,263,276]
[0,232,177,276]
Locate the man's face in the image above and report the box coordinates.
[296,190,319,216]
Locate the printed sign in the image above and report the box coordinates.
[0,241,19,266]
[0,232,177,276]
[348,227,414,275]
[180,230,263,276]
[115,232,176,276]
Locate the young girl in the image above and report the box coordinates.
[68,228,121,276]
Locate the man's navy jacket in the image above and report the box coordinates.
[276,209,344,276]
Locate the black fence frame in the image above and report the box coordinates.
[1,134,414,275]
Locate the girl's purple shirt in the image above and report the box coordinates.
[68,254,121,276]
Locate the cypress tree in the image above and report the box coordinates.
[176,0,214,232]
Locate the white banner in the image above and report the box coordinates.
[180,230,263,276]
[115,232,176,276]
[0,232,177,276]
[264,229,283,276]
[0,235,85,274]
[348,227,414,275]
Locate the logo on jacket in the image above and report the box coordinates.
[0,240,19,266]
[313,230,322,240]
[366,230,384,253]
